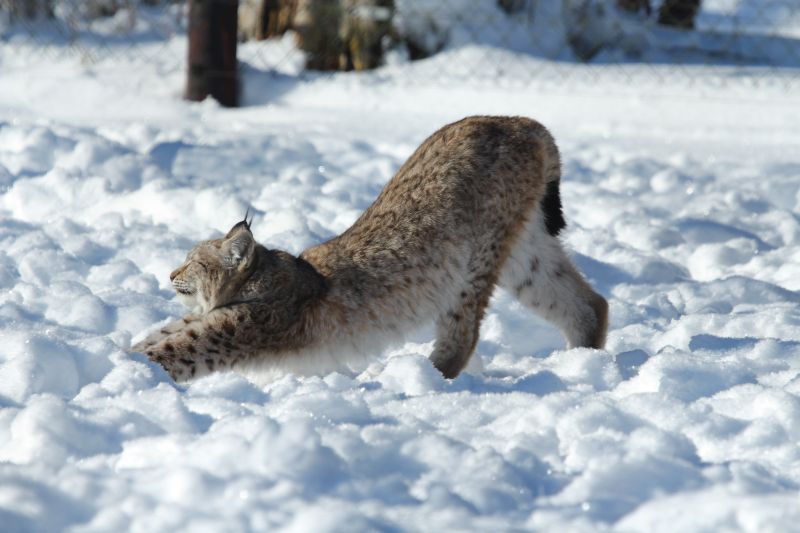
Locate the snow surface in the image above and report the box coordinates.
[1,31,800,532]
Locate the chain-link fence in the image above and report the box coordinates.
[2,0,799,89]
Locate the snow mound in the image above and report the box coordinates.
[1,32,800,531]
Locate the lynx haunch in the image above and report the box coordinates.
[133,116,608,381]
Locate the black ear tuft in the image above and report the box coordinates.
[225,208,254,239]
[243,206,252,230]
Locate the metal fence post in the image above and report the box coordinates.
[185,0,240,107]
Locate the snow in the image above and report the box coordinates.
[1,20,800,533]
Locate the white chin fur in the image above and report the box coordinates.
[177,292,203,314]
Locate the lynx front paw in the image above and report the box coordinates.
[133,345,193,382]
[157,354,194,381]
[131,333,167,354]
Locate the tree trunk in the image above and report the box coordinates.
[264,0,297,38]
[340,0,394,71]
[186,0,240,107]
[239,0,297,41]
[293,0,342,70]
[294,0,393,72]
[3,0,54,20]
[658,0,701,29]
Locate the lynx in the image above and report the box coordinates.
[132,116,608,382]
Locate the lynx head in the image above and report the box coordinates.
[170,215,256,314]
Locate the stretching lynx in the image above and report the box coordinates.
[132,116,608,381]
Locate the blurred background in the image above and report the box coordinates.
[2,0,799,106]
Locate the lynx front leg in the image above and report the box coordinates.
[140,332,202,381]
[133,307,254,381]
[131,314,202,353]
[430,275,495,379]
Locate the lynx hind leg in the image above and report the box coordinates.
[500,215,608,349]
[430,258,498,379]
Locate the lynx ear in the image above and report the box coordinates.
[225,210,253,238]
[222,226,255,267]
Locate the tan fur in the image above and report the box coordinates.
[132,116,608,381]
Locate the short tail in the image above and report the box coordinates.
[540,132,565,237]
[525,119,565,237]
[541,180,566,236]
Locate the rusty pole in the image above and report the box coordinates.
[185,0,240,107]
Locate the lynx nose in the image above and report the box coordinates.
[169,269,180,281]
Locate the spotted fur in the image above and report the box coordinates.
[132,116,608,381]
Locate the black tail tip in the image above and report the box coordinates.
[542,180,566,236]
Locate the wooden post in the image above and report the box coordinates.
[185,0,240,107]
[658,0,701,29]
